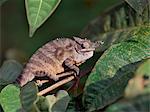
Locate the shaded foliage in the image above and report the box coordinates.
[81,1,150,52]
[83,61,143,111]
[106,94,150,112]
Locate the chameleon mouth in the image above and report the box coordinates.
[80,48,95,52]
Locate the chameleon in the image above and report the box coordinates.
[17,37,103,86]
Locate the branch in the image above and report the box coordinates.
[37,76,74,96]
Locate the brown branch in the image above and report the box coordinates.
[79,65,94,78]
[37,76,75,96]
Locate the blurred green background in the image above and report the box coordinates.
[1,0,119,65]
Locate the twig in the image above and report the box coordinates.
[37,76,75,96]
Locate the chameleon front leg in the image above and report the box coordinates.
[63,58,81,93]
[64,58,80,77]
[57,71,75,79]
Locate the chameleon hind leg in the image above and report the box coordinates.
[36,71,75,86]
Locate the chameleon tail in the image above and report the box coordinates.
[16,72,35,87]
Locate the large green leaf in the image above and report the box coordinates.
[20,82,38,112]
[83,27,150,111]
[81,1,150,52]
[26,0,61,37]
[0,84,21,112]
[85,27,150,87]
[125,0,150,15]
[105,94,150,112]
[0,60,23,85]
[83,61,142,111]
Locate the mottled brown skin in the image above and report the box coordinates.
[18,37,101,86]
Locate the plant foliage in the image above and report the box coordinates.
[81,0,150,111]
[0,60,23,85]
[105,94,149,112]
[25,0,61,37]
[81,1,150,52]
[0,84,21,112]
[125,59,150,98]
[1,0,150,112]
[20,82,38,112]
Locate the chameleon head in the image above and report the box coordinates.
[73,37,103,62]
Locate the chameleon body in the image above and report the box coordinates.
[17,37,101,86]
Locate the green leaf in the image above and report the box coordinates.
[66,98,76,112]
[66,96,84,112]
[136,59,150,76]
[83,61,142,111]
[0,60,23,85]
[35,90,70,112]
[25,0,61,37]
[81,1,150,52]
[105,94,150,112]
[20,82,38,112]
[125,59,150,98]
[52,90,71,112]
[85,27,150,87]
[45,95,57,112]
[0,84,21,112]
[125,0,150,15]
[83,27,150,111]
[0,85,5,92]
[35,96,48,112]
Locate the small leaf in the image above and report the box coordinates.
[35,96,49,111]
[0,60,23,85]
[35,90,70,112]
[45,95,57,112]
[52,90,71,112]
[106,94,150,112]
[125,0,149,15]
[0,84,21,112]
[25,0,61,37]
[20,82,38,112]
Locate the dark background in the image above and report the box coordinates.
[1,0,119,65]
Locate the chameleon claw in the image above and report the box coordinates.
[36,80,49,86]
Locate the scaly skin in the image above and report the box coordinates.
[17,37,101,86]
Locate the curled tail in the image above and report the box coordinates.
[16,71,35,87]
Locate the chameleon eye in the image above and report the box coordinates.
[81,44,85,48]
[82,42,90,48]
